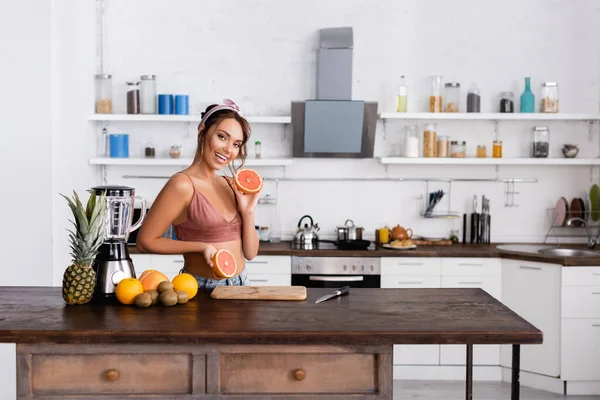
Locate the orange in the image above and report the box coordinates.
[234,169,263,194]
[138,269,169,292]
[115,278,144,305]
[172,273,199,300]
[212,249,237,278]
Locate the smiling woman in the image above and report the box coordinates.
[135,100,261,292]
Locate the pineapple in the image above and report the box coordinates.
[60,190,108,305]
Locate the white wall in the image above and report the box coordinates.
[92,0,600,248]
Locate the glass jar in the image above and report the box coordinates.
[541,82,559,113]
[444,82,460,112]
[144,138,155,158]
[169,145,182,159]
[259,226,270,242]
[467,85,481,113]
[450,141,466,158]
[126,81,140,114]
[423,123,437,157]
[499,92,515,113]
[532,126,550,158]
[429,75,443,112]
[437,135,449,158]
[476,145,487,158]
[404,125,419,158]
[140,75,157,114]
[255,141,262,159]
[493,140,503,158]
[95,74,113,114]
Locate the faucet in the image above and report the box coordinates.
[566,217,597,249]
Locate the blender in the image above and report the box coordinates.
[91,185,146,302]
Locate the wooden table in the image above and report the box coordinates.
[0,287,541,399]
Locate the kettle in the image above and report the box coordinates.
[292,215,320,249]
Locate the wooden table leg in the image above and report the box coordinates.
[466,344,473,400]
[512,344,520,400]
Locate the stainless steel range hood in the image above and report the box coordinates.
[292,27,378,159]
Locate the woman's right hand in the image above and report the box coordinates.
[202,244,218,268]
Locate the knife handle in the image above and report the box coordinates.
[338,286,350,296]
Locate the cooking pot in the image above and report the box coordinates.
[336,219,364,241]
[292,215,320,249]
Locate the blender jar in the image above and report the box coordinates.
[95,74,112,114]
[91,185,147,241]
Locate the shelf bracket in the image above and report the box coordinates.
[381,118,387,140]
[493,120,500,140]
[589,120,595,142]
[100,165,107,185]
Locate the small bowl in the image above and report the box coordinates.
[562,145,579,158]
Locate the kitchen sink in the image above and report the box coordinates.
[537,248,600,257]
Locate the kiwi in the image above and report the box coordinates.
[158,281,174,293]
[134,292,152,308]
[147,290,159,305]
[175,290,189,304]
[159,290,178,307]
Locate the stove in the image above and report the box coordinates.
[291,256,381,288]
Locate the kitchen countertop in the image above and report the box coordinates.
[129,242,600,267]
[0,287,541,346]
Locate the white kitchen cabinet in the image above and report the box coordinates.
[382,258,441,366]
[560,266,600,381]
[245,256,291,286]
[499,259,561,377]
[0,344,15,400]
[440,258,501,366]
[130,253,153,274]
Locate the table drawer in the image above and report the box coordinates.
[220,353,376,394]
[562,267,600,287]
[31,353,191,395]
[381,275,440,288]
[381,258,441,276]
[561,286,600,318]
[442,258,501,276]
[247,273,291,286]
[245,256,291,274]
[441,275,501,300]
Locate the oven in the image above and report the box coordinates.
[291,257,381,289]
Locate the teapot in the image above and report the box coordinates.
[293,215,320,249]
[391,224,413,241]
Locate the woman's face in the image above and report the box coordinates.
[201,118,244,169]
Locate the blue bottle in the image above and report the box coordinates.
[520,77,535,113]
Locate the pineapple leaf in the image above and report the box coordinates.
[85,191,96,220]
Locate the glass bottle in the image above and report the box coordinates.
[396,75,407,112]
[520,77,535,113]
[429,75,442,112]
[499,92,515,113]
[140,75,157,114]
[95,74,112,114]
[144,138,155,158]
[444,82,460,112]
[493,140,503,158]
[541,82,559,113]
[126,81,141,114]
[404,125,419,158]
[532,126,550,158]
[467,84,481,113]
[255,141,262,159]
[423,123,437,157]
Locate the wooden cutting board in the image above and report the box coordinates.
[210,286,307,301]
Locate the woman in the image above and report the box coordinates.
[136,99,260,291]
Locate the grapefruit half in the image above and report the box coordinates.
[234,169,263,194]
[212,249,237,279]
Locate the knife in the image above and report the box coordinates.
[315,286,350,304]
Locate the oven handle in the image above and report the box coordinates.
[309,276,364,282]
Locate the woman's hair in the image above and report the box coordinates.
[196,103,251,175]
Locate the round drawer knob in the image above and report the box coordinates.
[293,368,306,381]
[105,369,120,381]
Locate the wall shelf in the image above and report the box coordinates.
[379,157,600,166]
[378,112,600,121]
[89,157,294,166]
[88,114,291,124]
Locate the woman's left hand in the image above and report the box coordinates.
[229,178,261,217]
